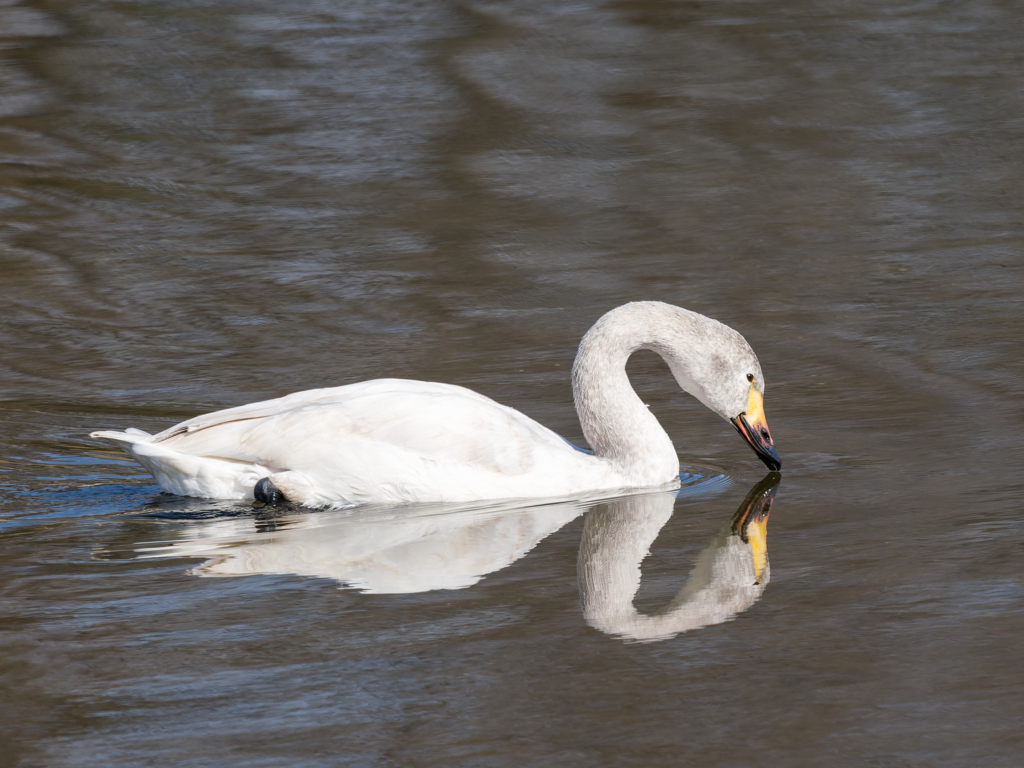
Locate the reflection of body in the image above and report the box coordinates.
[578,474,779,642]
[153,500,586,593]
[93,302,780,507]
[139,475,778,642]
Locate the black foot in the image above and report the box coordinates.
[254,477,285,506]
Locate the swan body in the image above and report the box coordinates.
[91,301,780,507]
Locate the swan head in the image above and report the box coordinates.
[699,379,780,472]
[656,307,781,471]
[728,379,781,471]
[574,301,782,471]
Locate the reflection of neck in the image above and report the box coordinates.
[577,491,767,642]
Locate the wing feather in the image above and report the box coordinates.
[155,379,574,478]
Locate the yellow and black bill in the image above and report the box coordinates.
[730,386,781,471]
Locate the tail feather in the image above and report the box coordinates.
[90,429,153,447]
[90,429,269,500]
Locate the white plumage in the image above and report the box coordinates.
[91,301,776,507]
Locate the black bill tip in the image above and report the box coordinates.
[731,414,782,471]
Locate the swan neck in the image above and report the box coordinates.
[571,303,694,480]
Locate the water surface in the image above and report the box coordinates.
[2,0,1023,765]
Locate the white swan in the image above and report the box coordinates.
[91,301,780,507]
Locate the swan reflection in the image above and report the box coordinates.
[134,473,778,641]
[141,497,586,593]
[579,472,779,642]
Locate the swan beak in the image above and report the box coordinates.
[732,472,781,585]
[731,387,781,470]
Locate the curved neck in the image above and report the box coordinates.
[571,303,704,483]
[577,491,766,642]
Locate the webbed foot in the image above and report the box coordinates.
[254,477,285,506]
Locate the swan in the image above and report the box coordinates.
[90,301,780,507]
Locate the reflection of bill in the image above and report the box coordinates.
[578,473,781,643]
[730,472,781,585]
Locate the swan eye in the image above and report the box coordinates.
[746,373,754,382]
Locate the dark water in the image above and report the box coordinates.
[2,0,1023,764]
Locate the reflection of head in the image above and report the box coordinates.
[730,471,781,585]
[578,474,781,643]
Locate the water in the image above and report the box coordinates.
[2,0,1023,764]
